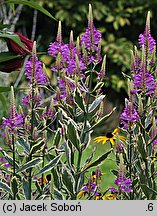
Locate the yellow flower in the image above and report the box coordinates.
[102,193,117,200]
[94,128,126,146]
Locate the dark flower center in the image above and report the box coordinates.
[106,132,114,138]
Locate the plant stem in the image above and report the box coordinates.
[28,84,35,200]
[128,126,132,200]
[12,134,16,177]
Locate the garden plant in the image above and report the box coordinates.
[0,2,156,200]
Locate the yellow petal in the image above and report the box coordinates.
[94,136,107,144]
[110,138,115,145]
[113,128,120,134]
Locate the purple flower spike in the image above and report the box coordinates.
[1,87,23,134]
[120,101,139,129]
[133,68,156,95]
[138,12,156,53]
[139,32,156,54]
[114,173,132,193]
[25,57,49,85]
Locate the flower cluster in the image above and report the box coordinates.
[114,173,132,193]
[78,167,104,199]
[25,57,49,85]
[120,100,140,129]
[48,5,102,104]
[138,12,156,54]
[1,87,23,136]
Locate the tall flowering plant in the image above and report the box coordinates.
[0,4,114,200]
[95,11,157,200]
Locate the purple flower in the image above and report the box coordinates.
[120,101,139,128]
[114,173,132,193]
[2,113,23,131]
[42,107,55,119]
[0,157,7,162]
[3,163,10,168]
[109,187,118,193]
[22,92,41,107]
[25,57,49,85]
[133,68,156,95]
[139,31,156,53]
[82,179,98,194]
[54,77,75,104]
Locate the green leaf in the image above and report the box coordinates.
[83,149,113,171]
[62,168,75,195]
[0,86,11,93]
[88,107,116,131]
[88,95,105,113]
[11,176,18,196]
[30,139,44,155]
[23,179,30,200]
[2,151,19,169]
[0,33,29,52]
[0,52,20,63]
[74,89,86,112]
[8,0,56,20]
[0,24,11,30]
[16,158,41,173]
[53,129,61,148]
[137,134,147,159]
[54,188,65,200]
[0,182,11,194]
[67,121,80,152]
[91,82,104,93]
[17,137,30,153]
[141,184,157,199]
[36,154,63,176]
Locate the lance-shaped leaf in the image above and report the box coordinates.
[62,168,75,195]
[8,0,56,20]
[54,188,65,200]
[0,52,20,63]
[11,176,18,196]
[87,107,116,132]
[17,137,30,153]
[2,151,19,169]
[141,184,157,199]
[67,121,80,152]
[30,139,45,155]
[0,86,11,93]
[0,182,11,194]
[137,134,147,159]
[82,148,113,171]
[23,179,30,200]
[0,33,29,52]
[74,89,86,112]
[36,154,63,176]
[16,158,41,173]
[88,95,105,113]
[53,129,61,148]
[90,82,104,93]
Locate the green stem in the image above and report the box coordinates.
[12,134,16,200]
[128,126,132,200]
[28,85,35,200]
[41,148,45,190]
[12,134,16,177]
